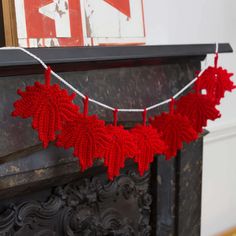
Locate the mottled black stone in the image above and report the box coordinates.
[149,136,204,236]
[177,138,203,236]
[156,156,177,236]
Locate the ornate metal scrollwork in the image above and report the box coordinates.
[0,170,152,236]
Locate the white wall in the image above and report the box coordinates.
[143,1,236,235]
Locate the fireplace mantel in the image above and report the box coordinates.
[0,43,233,235]
[0,43,232,76]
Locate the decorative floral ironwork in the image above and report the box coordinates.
[0,170,152,236]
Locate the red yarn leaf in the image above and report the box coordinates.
[176,92,221,133]
[196,66,235,104]
[131,125,167,176]
[57,114,111,171]
[12,70,79,148]
[150,112,198,160]
[103,125,137,180]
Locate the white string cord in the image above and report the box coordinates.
[215,43,219,54]
[0,46,215,112]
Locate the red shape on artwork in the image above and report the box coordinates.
[24,0,56,38]
[195,53,235,104]
[59,0,84,46]
[24,0,84,46]
[12,67,79,148]
[130,109,167,176]
[176,92,221,133]
[150,99,198,160]
[104,0,131,18]
[56,96,111,171]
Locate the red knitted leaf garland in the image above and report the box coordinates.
[176,92,221,133]
[103,109,137,180]
[104,125,137,180]
[56,96,111,171]
[150,99,198,160]
[195,53,235,104]
[12,67,79,148]
[130,109,167,176]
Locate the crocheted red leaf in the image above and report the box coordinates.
[150,113,198,160]
[196,66,235,104]
[56,115,111,171]
[12,81,79,148]
[176,93,221,133]
[130,125,167,176]
[103,125,137,180]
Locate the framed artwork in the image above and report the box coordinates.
[1,0,146,47]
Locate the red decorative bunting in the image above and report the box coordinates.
[176,92,221,133]
[130,109,167,175]
[12,67,79,148]
[57,96,110,171]
[195,53,235,104]
[11,51,235,180]
[150,99,198,160]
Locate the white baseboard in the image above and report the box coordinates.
[204,122,236,144]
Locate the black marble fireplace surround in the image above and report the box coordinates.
[0,44,233,236]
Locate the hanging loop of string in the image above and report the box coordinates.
[169,98,175,114]
[113,108,118,126]
[83,96,89,117]
[45,66,51,86]
[214,43,219,68]
[0,46,210,113]
[214,53,219,68]
[195,76,200,94]
[142,108,147,126]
